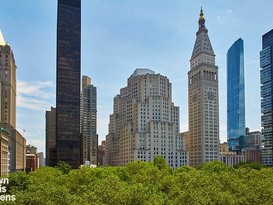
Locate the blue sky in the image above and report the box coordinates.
[0,0,272,153]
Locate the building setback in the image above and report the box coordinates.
[56,0,81,168]
[188,8,219,167]
[81,76,97,165]
[106,68,188,169]
[260,29,273,166]
[227,38,245,153]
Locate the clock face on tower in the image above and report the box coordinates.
[207,91,215,100]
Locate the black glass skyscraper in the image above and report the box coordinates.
[261,29,273,166]
[56,0,81,168]
[227,38,245,153]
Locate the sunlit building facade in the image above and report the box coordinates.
[106,69,188,168]
[188,8,219,167]
[0,30,16,129]
[0,29,26,173]
[81,76,97,165]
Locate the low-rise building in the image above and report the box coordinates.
[220,151,245,166]
[26,154,37,172]
[242,148,261,163]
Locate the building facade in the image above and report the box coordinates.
[26,144,37,172]
[106,69,188,169]
[220,142,229,153]
[36,152,44,167]
[8,129,26,172]
[260,29,273,166]
[0,30,16,129]
[242,148,261,163]
[0,127,9,175]
[220,151,245,166]
[245,128,262,149]
[56,0,82,168]
[227,38,245,153]
[0,29,26,172]
[180,131,189,151]
[45,107,56,166]
[98,140,106,166]
[26,154,37,172]
[188,8,219,167]
[81,76,97,165]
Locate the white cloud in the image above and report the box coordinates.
[17,80,54,99]
[225,9,233,15]
[17,80,55,111]
[216,9,233,22]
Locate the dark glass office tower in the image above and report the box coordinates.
[261,29,273,166]
[227,38,245,153]
[56,0,81,168]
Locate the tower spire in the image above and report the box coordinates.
[0,29,6,46]
[198,6,206,30]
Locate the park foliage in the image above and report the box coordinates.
[3,158,273,205]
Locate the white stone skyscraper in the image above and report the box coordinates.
[106,68,188,169]
[188,8,219,167]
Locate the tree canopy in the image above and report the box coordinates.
[4,158,273,205]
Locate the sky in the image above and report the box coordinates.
[0,0,272,153]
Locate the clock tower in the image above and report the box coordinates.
[188,8,219,167]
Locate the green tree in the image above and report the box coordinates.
[234,161,266,170]
[55,161,72,174]
[152,156,172,174]
[197,160,233,173]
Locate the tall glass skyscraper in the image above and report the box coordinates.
[260,29,273,166]
[227,38,245,153]
[56,0,81,168]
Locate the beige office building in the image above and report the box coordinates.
[8,129,26,171]
[188,8,219,167]
[220,142,229,152]
[0,30,26,172]
[81,76,97,165]
[0,30,16,128]
[106,69,188,169]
